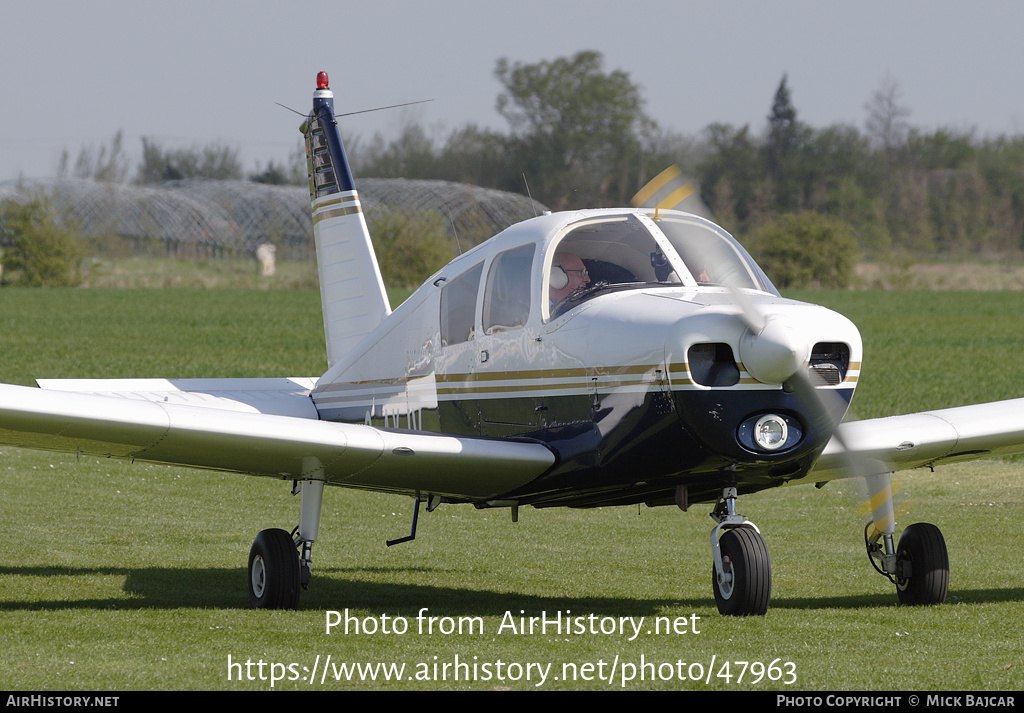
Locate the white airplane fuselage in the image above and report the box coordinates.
[309,208,863,509]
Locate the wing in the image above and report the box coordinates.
[805,397,1024,482]
[0,380,555,500]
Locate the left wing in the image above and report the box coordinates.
[0,381,555,500]
[805,397,1024,483]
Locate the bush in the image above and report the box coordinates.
[0,197,83,287]
[366,209,457,288]
[746,212,859,288]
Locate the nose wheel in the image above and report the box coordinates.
[712,526,772,616]
[709,487,772,616]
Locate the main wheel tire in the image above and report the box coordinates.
[895,522,949,606]
[712,527,772,616]
[248,528,301,610]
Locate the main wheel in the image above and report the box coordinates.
[895,522,949,606]
[712,527,772,616]
[248,528,301,609]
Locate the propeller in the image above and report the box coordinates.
[630,159,943,604]
[631,166,907,559]
[730,284,810,385]
[725,281,906,554]
[629,165,715,220]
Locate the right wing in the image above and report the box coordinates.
[0,381,555,500]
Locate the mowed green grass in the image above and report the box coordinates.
[1,288,1022,691]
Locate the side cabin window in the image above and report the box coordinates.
[482,244,535,334]
[548,215,682,318]
[440,261,483,346]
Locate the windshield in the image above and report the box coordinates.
[547,214,684,318]
[653,214,779,294]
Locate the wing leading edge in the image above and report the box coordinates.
[0,382,555,500]
[805,397,1024,483]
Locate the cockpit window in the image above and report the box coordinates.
[653,215,778,294]
[547,215,683,318]
[482,244,535,334]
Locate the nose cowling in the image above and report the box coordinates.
[739,315,810,385]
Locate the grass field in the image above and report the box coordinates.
[1,287,1022,691]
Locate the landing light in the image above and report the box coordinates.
[317,71,329,89]
[753,414,788,451]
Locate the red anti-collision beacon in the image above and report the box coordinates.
[316,71,329,89]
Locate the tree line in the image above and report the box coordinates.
[60,51,1024,267]
[351,54,1024,264]
[58,131,304,186]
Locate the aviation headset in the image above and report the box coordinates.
[549,265,569,290]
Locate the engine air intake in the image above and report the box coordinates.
[688,343,740,387]
[808,342,850,385]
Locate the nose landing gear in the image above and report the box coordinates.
[709,487,772,616]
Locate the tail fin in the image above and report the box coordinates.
[303,71,391,368]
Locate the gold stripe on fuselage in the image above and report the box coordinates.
[314,360,858,409]
[434,364,655,383]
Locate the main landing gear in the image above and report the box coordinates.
[248,478,325,610]
[862,471,949,606]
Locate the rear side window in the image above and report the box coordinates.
[482,244,535,334]
[440,262,483,345]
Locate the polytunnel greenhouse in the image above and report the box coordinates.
[0,177,546,259]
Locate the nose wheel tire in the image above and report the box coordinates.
[895,522,949,606]
[248,528,301,610]
[712,527,772,616]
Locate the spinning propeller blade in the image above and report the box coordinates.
[630,165,715,219]
[724,283,901,519]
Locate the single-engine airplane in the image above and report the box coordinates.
[3,72,1024,615]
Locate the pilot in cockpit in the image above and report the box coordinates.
[549,251,591,306]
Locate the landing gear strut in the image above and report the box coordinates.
[709,487,771,616]
[862,471,949,606]
[248,476,325,610]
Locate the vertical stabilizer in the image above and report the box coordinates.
[303,72,391,368]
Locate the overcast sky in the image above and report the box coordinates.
[3,0,1024,183]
